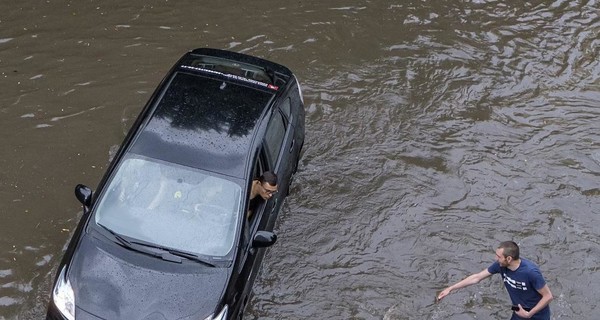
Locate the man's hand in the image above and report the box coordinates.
[514,304,532,318]
[436,288,452,302]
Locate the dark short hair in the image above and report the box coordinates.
[259,171,278,186]
[498,241,520,260]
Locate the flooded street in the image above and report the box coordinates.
[1,1,599,319]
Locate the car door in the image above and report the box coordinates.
[233,103,295,317]
[263,98,296,227]
[278,95,301,172]
[287,82,305,164]
[232,150,271,318]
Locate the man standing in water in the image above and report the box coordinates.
[437,241,553,319]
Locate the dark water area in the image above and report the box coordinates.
[1,1,599,319]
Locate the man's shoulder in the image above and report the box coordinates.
[520,258,541,270]
[519,258,547,290]
[517,258,546,281]
[487,260,501,274]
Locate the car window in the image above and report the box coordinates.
[187,55,273,85]
[264,111,286,165]
[94,154,241,257]
[280,98,291,121]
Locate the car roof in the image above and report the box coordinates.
[129,49,292,178]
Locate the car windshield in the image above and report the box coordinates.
[94,154,241,257]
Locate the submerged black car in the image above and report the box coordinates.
[47,48,305,320]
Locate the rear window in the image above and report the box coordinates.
[187,55,273,85]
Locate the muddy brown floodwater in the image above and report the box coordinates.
[1,1,599,319]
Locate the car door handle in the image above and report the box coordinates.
[289,139,295,153]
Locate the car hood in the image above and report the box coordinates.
[68,234,230,320]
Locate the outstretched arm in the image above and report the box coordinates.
[437,269,492,301]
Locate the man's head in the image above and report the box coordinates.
[495,241,520,267]
[258,171,278,200]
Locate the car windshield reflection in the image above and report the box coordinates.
[94,154,241,257]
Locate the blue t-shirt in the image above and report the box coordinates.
[488,258,550,320]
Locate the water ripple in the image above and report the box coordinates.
[1,0,599,319]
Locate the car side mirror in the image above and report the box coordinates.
[74,184,92,209]
[252,231,277,248]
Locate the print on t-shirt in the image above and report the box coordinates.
[503,273,527,291]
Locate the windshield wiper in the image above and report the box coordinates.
[98,224,133,247]
[96,224,218,266]
[163,249,217,267]
[127,240,217,267]
[97,224,184,263]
